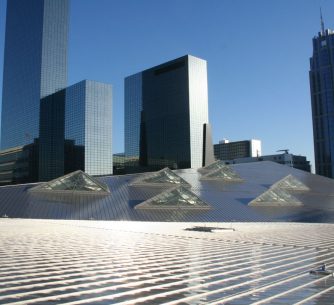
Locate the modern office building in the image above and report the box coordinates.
[0,141,39,186]
[124,55,214,173]
[0,1,113,183]
[39,80,113,181]
[1,0,69,150]
[65,80,113,177]
[214,139,262,161]
[309,15,334,178]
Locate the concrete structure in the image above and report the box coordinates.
[309,15,334,178]
[1,0,69,150]
[124,55,214,173]
[214,139,261,161]
[0,141,39,185]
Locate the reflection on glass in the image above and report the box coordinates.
[273,175,310,191]
[200,166,243,182]
[30,170,110,193]
[131,167,190,187]
[135,186,210,209]
[249,187,302,206]
[198,160,226,173]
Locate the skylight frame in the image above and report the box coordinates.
[29,170,110,194]
[134,186,211,210]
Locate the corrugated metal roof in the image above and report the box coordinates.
[0,161,333,222]
[0,219,333,304]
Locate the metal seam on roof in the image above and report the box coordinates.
[0,220,334,304]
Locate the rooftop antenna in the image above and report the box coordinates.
[320,7,325,34]
[277,149,289,154]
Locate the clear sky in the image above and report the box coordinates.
[0,0,333,170]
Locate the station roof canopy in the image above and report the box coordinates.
[0,161,334,222]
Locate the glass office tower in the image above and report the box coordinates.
[39,80,113,181]
[1,0,69,150]
[125,55,213,172]
[309,23,334,178]
[65,80,113,176]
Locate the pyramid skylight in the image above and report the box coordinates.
[249,187,302,207]
[135,186,210,210]
[198,160,226,173]
[200,166,243,182]
[272,175,309,191]
[131,167,190,187]
[29,170,110,194]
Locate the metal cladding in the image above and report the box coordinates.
[1,220,334,304]
[0,161,334,222]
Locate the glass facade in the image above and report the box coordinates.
[124,73,142,159]
[273,175,309,191]
[39,90,66,181]
[30,170,110,193]
[65,80,113,176]
[198,160,226,173]
[135,186,210,210]
[249,187,303,207]
[38,80,113,181]
[1,0,69,150]
[188,56,209,168]
[124,55,210,173]
[200,166,243,182]
[310,28,334,178]
[131,167,191,187]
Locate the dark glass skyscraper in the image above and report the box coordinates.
[309,18,334,178]
[125,55,213,172]
[1,0,69,150]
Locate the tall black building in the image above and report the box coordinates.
[309,14,334,178]
[124,55,214,172]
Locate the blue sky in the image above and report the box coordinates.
[0,0,333,170]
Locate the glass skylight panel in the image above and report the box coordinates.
[30,170,110,193]
[200,167,243,182]
[249,187,303,206]
[272,175,310,191]
[131,167,190,187]
[198,160,226,173]
[135,186,210,210]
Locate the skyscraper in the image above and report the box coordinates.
[309,14,334,178]
[125,55,214,172]
[0,0,113,184]
[1,0,69,150]
[39,80,113,181]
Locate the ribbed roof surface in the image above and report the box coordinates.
[0,219,333,304]
[0,161,334,222]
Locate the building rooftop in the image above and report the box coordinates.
[0,219,333,304]
[0,161,334,222]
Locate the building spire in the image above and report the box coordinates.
[320,7,325,33]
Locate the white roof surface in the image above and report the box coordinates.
[0,219,334,304]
